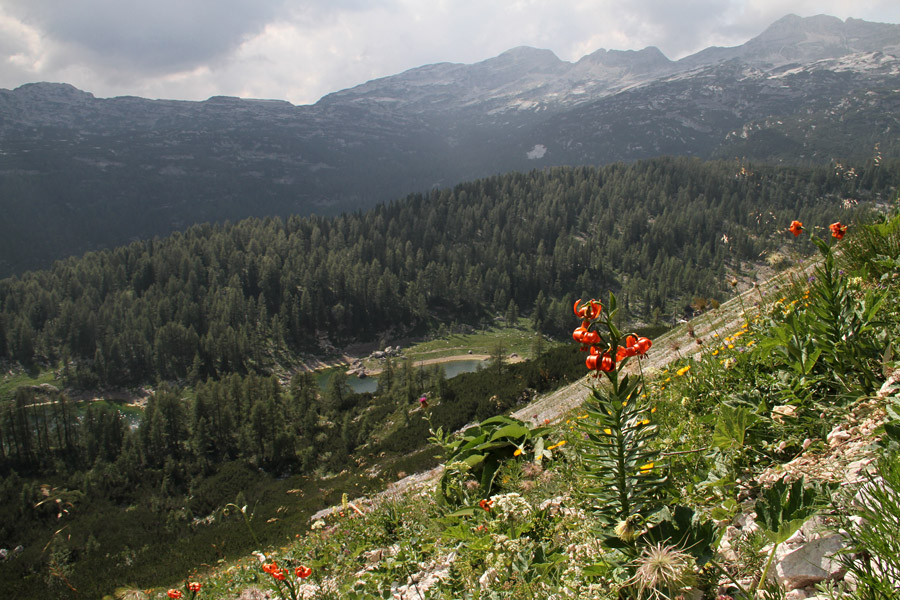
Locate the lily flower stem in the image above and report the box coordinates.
[707,558,750,598]
[659,447,709,458]
[224,503,261,548]
[402,560,425,600]
[754,542,780,596]
[735,288,749,326]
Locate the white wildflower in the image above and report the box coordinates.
[489,492,532,522]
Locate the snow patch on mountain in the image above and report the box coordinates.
[526,144,547,159]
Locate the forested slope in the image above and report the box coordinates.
[1,158,894,388]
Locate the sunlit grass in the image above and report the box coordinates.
[0,365,60,403]
[394,320,555,362]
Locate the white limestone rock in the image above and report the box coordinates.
[774,534,846,590]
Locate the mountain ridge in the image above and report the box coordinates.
[2,14,900,276]
[319,14,900,112]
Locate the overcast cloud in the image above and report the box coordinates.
[2,0,899,105]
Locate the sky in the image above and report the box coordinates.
[2,1,900,106]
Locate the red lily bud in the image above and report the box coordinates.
[600,354,615,372]
[581,330,600,345]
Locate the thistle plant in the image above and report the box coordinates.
[573,294,666,541]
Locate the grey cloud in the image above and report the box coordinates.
[617,0,743,58]
[4,0,292,72]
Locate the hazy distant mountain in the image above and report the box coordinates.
[1,14,899,276]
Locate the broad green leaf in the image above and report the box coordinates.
[712,405,758,451]
[444,507,477,519]
[462,453,485,469]
[755,477,824,545]
[488,424,530,441]
[533,437,545,462]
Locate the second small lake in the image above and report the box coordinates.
[318,357,490,394]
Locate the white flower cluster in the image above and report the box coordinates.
[539,495,583,519]
[565,541,602,563]
[485,534,533,570]
[489,492,532,522]
[556,564,615,598]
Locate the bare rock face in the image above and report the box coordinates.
[774,534,846,590]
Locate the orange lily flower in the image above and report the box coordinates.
[574,299,602,319]
[829,222,847,240]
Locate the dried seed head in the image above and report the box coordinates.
[630,542,696,599]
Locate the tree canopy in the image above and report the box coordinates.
[1,158,892,386]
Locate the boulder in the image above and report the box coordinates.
[774,534,846,590]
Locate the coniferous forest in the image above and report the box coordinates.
[1,158,894,387]
[0,157,897,598]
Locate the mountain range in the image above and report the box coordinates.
[1,13,900,276]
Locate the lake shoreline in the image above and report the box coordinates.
[363,353,496,376]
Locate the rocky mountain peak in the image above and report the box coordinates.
[678,14,900,69]
[747,13,889,60]
[490,46,565,69]
[579,46,671,71]
[463,46,568,88]
[10,82,95,103]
